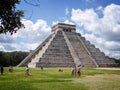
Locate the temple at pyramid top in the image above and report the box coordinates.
[18,23,118,68]
[51,23,76,32]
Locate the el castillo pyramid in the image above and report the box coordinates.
[18,23,117,67]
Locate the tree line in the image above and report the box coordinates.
[0,51,28,67]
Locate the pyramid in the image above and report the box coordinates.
[18,23,117,67]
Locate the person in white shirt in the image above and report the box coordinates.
[25,65,30,75]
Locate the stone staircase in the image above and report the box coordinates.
[65,32,96,67]
[36,30,75,67]
[17,34,54,67]
[77,33,117,67]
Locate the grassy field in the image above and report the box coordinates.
[0,67,120,90]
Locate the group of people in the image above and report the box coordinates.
[0,65,30,76]
[1,65,82,76]
[0,66,13,75]
[0,65,45,76]
[71,65,82,77]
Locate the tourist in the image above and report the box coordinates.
[25,65,30,75]
[58,69,63,72]
[71,66,77,76]
[77,65,82,77]
[71,66,75,75]
[41,66,43,70]
[0,66,4,75]
[8,66,13,72]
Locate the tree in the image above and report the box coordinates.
[0,0,24,35]
[0,51,29,66]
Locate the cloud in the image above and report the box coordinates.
[0,33,18,51]
[18,19,51,42]
[96,6,103,11]
[0,43,19,52]
[71,4,120,41]
[0,19,51,52]
[18,19,51,50]
[0,45,5,51]
[71,4,120,58]
[52,20,74,26]
[18,42,40,51]
[65,8,69,15]
[84,0,95,3]
[52,21,59,26]
[64,20,75,25]
[0,34,15,43]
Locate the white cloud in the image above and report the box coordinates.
[52,20,74,26]
[0,45,5,51]
[0,19,51,52]
[52,21,59,26]
[0,33,18,51]
[71,4,120,58]
[84,0,95,3]
[18,19,51,42]
[96,6,103,11]
[0,34,15,43]
[65,8,69,15]
[19,42,40,51]
[64,20,74,25]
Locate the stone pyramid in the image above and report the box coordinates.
[18,23,116,67]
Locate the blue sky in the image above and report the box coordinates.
[0,0,120,59]
[17,0,120,24]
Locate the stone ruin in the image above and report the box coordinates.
[18,23,117,67]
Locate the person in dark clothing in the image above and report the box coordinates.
[41,66,43,70]
[0,66,4,75]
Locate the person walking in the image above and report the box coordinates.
[25,65,30,75]
[77,65,82,77]
[71,66,75,75]
[71,66,77,76]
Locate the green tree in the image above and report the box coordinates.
[0,51,5,66]
[0,51,28,66]
[0,0,24,35]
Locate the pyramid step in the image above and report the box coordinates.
[36,62,74,67]
[45,50,71,53]
[42,54,72,58]
[40,58,74,62]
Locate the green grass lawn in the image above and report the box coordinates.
[0,67,120,90]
